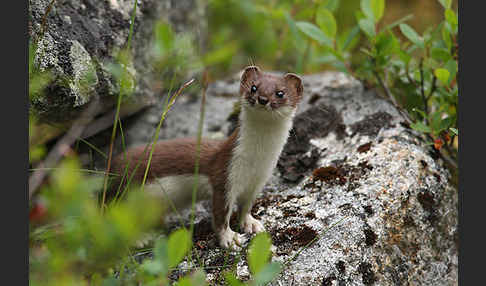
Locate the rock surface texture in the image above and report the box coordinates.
[29,0,205,122]
[121,71,458,286]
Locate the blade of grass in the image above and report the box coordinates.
[29,168,119,177]
[101,88,124,211]
[383,14,414,31]
[140,78,195,190]
[188,71,209,271]
[126,0,138,50]
[78,138,107,159]
[189,71,207,236]
[112,73,178,205]
[101,0,139,211]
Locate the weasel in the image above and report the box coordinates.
[110,66,303,250]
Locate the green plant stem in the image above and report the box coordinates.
[189,75,207,235]
[419,58,429,117]
[140,78,195,190]
[126,0,138,50]
[29,168,118,177]
[101,93,123,211]
[373,69,412,124]
[427,76,437,101]
[78,138,107,159]
[101,0,139,211]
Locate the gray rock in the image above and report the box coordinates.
[29,0,206,122]
[122,72,457,285]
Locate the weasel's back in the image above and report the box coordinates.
[108,138,223,196]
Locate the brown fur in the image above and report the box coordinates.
[108,129,239,230]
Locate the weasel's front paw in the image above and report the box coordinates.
[242,214,265,234]
[218,227,246,251]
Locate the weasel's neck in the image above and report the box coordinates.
[226,107,294,196]
[238,108,294,149]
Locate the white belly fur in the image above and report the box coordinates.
[144,174,212,212]
[226,107,294,211]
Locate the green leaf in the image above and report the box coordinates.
[358,18,376,38]
[438,116,455,132]
[444,59,457,85]
[399,24,424,49]
[296,21,333,46]
[355,10,366,22]
[445,9,458,32]
[176,270,207,286]
[412,108,427,120]
[361,0,385,22]
[253,262,282,286]
[430,110,444,131]
[441,24,452,50]
[152,238,169,276]
[431,47,451,62]
[438,0,452,9]
[371,0,385,22]
[410,121,432,133]
[449,127,458,136]
[102,277,121,286]
[224,273,245,286]
[142,260,164,276]
[248,232,272,275]
[153,21,174,57]
[398,49,411,65]
[424,58,440,70]
[360,0,373,20]
[340,26,360,51]
[375,33,398,56]
[434,68,450,86]
[323,0,340,12]
[383,14,414,31]
[316,8,337,38]
[168,228,192,268]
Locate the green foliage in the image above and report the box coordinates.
[29,157,165,285]
[225,232,282,286]
[248,233,273,275]
[291,0,457,158]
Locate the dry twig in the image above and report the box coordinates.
[29,97,101,200]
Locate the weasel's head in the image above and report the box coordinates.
[239,65,303,119]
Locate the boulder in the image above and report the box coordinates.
[29,0,206,122]
[119,71,458,285]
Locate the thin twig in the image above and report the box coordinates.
[39,0,57,40]
[29,97,101,199]
[405,63,419,88]
[373,69,412,124]
[419,59,428,117]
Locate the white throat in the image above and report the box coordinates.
[226,105,295,208]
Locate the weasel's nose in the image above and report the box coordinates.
[257,96,269,105]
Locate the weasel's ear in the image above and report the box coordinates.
[284,73,303,96]
[241,66,261,84]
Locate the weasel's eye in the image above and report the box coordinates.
[276,91,285,98]
[251,85,258,93]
